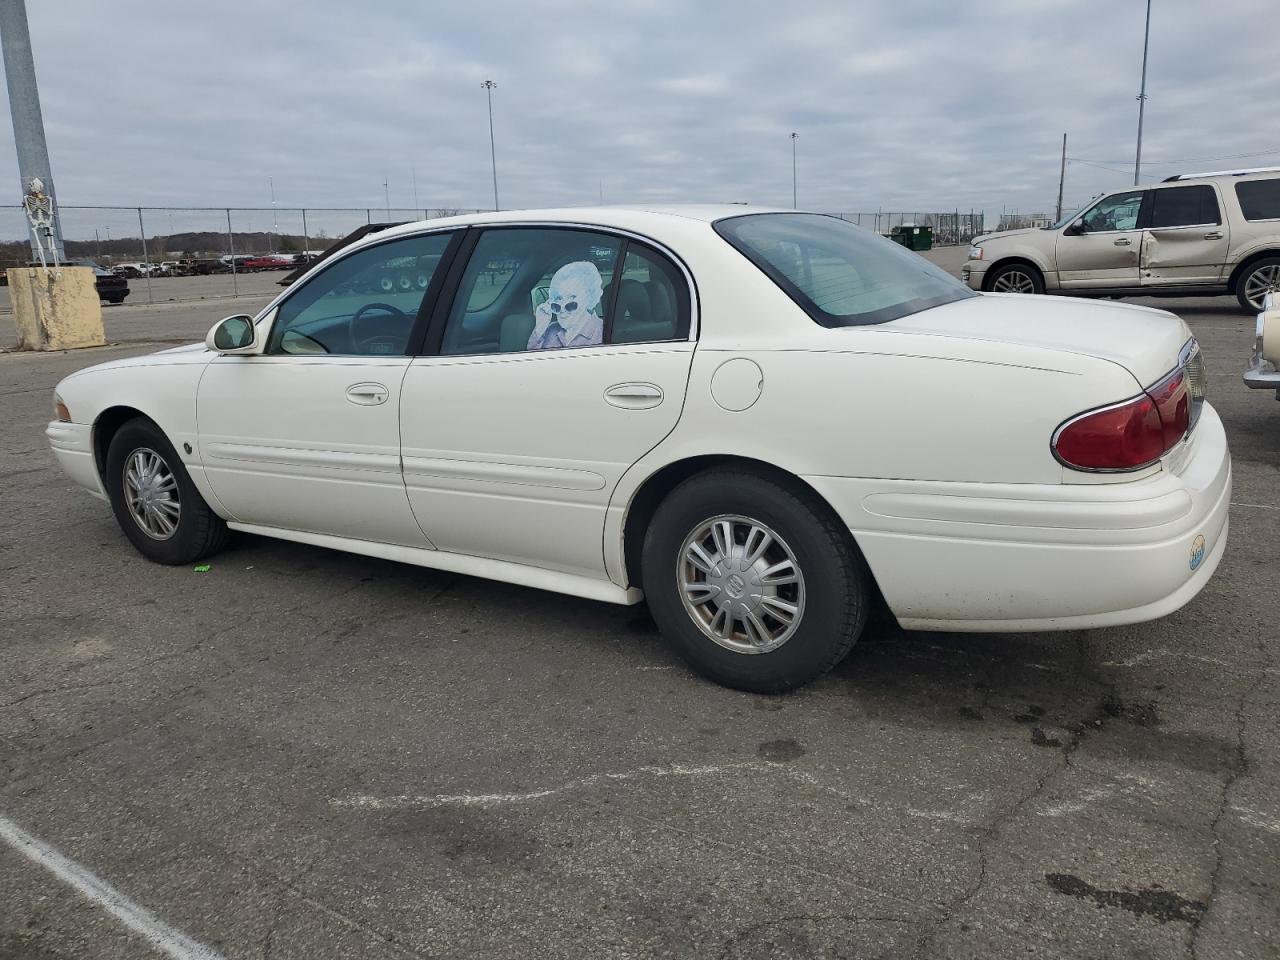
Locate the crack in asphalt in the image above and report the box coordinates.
[913,636,1115,957]
[720,912,915,958]
[1188,668,1264,960]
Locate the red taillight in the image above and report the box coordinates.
[1053,365,1193,472]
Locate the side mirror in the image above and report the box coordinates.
[1064,220,1087,237]
[206,314,259,354]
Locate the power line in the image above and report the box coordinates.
[1068,146,1280,166]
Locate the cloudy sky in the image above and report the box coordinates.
[3,0,1276,226]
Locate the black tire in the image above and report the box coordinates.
[985,262,1045,295]
[105,418,229,565]
[641,468,870,693]
[1236,256,1280,312]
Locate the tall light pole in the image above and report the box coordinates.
[268,176,277,252]
[1055,133,1067,222]
[1,0,65,260]
[482,80,499,211]
[383,177,390,218]
[1133,0,1152,186]
[790,132,799,208]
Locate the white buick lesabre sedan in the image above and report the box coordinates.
[46,207,1231,692]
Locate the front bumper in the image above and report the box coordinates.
[1243,353,1280,396]
[804,402,1231,632]
[961,261,987,290]
[46,420,107,500]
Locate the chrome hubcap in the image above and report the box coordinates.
[123,447,181,540]
[678,515,805,655]
[1245,265,1280,310]
[992,269,1035,294]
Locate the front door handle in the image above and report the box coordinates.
[604,382,664,410]
[346,382,389,405]
[1204,231,1224,240]
[1114,238,1132,246]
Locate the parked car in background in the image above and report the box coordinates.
[964,167,1280,312]
[45,207,1228,693]
[241,254,297,272]
[1245,292,1280,399]
[43,259,130,303]
[1,260,128,303]
[112,262,145,279]
[192,258,231,275]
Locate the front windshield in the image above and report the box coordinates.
[714,213,974,327]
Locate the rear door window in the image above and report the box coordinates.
[1235,179,1280,221]
[1148,185,1221,228]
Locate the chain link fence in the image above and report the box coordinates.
[1,205,983,306]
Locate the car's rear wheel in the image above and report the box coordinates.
[1237,256,1280,312]
[105,418,229,565]
[641,468,870,693]
[986,262,1044,295]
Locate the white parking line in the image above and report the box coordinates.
[0,814,224,960]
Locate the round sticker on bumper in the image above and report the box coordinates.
[1190,534,1207,572]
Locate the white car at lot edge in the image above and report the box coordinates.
[45,206,1231,692]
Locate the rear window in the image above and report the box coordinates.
[713,213,974,327]
[1235,178,1280,221]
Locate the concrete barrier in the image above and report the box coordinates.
[6,266,106,351]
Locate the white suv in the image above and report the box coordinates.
[964,168,1280,312]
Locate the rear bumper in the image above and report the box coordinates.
[804,403,1231,632]
[46,420,107,500]
[1243,354,1280,394]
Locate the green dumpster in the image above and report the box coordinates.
[889,224,933,251]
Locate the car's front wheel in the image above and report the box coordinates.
[1237,256,1280,312]
[641,469,870,693]
[986,262,1045,295]
[105,418,229,565]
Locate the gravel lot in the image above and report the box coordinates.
[1,247,1276,959]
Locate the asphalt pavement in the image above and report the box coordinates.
[1,249,1276,959]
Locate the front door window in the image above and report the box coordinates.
[1079,191,1144,233]
[268,232,454,357]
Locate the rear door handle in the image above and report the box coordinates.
[1204,231,1224,240]
[1114,238,1132,246]
[346,382,389,405]
[604,382,664,410]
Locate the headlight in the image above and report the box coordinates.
[54,395,70,422]
[967,246,983,261]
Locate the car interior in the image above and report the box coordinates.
[442,229,683,356]
[266,228,685,359]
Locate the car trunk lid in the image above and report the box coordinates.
[885,292,1192,388]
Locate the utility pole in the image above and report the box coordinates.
[482,80,499,211]
[790,132,798,208]
[411,163,419,211]
[0,0,65,260]
[1134,0,1152,185]
[1056,133,1067,221]
[383,177,390,218]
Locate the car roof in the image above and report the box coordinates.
[361,203,794,249]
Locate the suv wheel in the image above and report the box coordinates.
[986,263,1044,295]
[641,469,870,693]
[1238,256,1280,312]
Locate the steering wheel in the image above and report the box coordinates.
[349,301,408,355]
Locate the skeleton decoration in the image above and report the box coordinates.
[22,176,58,268]
[528,260,605,350]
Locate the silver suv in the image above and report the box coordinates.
[963,167,1280,312]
